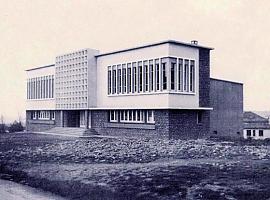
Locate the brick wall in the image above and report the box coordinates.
[168,110,209,139]
[26,110,61,132]
[91,110,169,138]
[91,109,208,139]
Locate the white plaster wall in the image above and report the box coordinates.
[26,65,55,110]
[26,65,55,78]
[96,43,199,109]
[243,129,270,139]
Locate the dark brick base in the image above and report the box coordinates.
[26,109,210,139]
[91,109,209,139]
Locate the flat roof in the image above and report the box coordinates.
[210,77,243,85]
[52,107,213,111]
[25,64,55,72]
[95,40,214,57]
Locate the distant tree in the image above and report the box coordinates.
[0,115,6,133]
[8,120,24,133]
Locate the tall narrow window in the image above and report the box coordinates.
[138,62,143,92]
[117,67,122,94]
[149,60,154,92]
[52,76,54,98]
[184,59,189,92]
[127,63,132,93]
[132,62,137,93]
[48,76,51,98]
[46,76,49,98]
[190,60,195,92]
[27,79,29,99]
[108,68,112,94]
[178,59,183,91]
[155,59,160,91]
[170,58,176,91]
[144,61,149,92]
[122,65,127,93]
[161,59,167,90]
[112,67,116,94]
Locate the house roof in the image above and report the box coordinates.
[243,111,269,123]
[95,40,214,57]
[244,122,270,129]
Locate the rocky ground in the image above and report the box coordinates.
[0,133,270,200]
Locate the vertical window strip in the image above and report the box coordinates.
[108,67,112,94]
[149,60,154,92]
[144,61,149,92]
[122,64,126,94]
[184,59,189,92]
[117,66,122,94]
[127,63,132,93]
[161,59,167,90]
[132,63,137,93]
[155,59,160,91]
[52,75,54,98]
[170,59,176,91]
[138,62,143,92]
[190,60,195,92]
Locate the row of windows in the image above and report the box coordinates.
[27,75,54,99]
[30,111,55,120]
[108,57,195,95]
[109,110,155,124]
[246,129,264,137]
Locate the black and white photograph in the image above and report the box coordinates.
[0,0,270,199]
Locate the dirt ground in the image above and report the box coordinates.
[0,133,270,200]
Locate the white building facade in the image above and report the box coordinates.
[26,40,241,139]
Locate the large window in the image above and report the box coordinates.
[31,110,55,120]
[109,110,155,124]
[27,75,54,100]
[107,57,195,96]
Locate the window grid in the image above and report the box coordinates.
[107,57,195,96]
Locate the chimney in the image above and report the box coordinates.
[191,40,198,45]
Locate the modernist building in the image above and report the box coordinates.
[243,112,270,140]
[26,40,243,139]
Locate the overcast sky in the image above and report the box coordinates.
[0,0,270,123]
